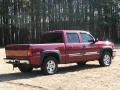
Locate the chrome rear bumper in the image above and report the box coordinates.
[4,59,30,64]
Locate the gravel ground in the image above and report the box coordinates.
[0,48,120,90]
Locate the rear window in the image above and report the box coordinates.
[41,32,63,43]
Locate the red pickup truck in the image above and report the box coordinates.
[5,30,116,75]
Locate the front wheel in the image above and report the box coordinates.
[41,57,58,75]
[99,51,112,66]
[18,64,33,72]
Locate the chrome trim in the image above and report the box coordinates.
[69,53,82,57]
[5,59,30,64]
[19,60,30,64]
[68,51,99,57]
[84,51,99,56]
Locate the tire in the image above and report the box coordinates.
[77,61,86,66]
[41,57,58,75]
[18,64,33,72]
[99,51,112,66]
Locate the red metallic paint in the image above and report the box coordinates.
[5,30,115,67]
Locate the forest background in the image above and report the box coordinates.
[0,0,120,46]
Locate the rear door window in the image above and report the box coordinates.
[67,33,80,43]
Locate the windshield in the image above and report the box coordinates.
[40,32,63,43]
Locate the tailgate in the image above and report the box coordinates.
[5,44,30,59]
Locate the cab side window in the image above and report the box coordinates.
[67,33,80,43]
[80,33,94,42]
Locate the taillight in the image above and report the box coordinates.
[28,48,32,57]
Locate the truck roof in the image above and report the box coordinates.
[49,30,90,33]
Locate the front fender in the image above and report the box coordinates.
[99,46,113,59]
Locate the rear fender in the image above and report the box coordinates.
[41,50,61,64]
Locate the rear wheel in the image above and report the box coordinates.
[99,51,112,66]
[18,64,33,72]
[41,57,58,75]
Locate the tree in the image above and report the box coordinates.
[0,0,120,46]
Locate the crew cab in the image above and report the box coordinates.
[5,30,116,75]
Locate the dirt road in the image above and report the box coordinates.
[0,48,120,90]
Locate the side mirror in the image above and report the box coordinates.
[94,38,98,42]
[88,40,95,42]
[88,38,98,43]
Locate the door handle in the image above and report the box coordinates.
[67,46,73,49]
[83,45,86,48]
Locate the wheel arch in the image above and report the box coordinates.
[100,47,113,58]
[41,50,61,64]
